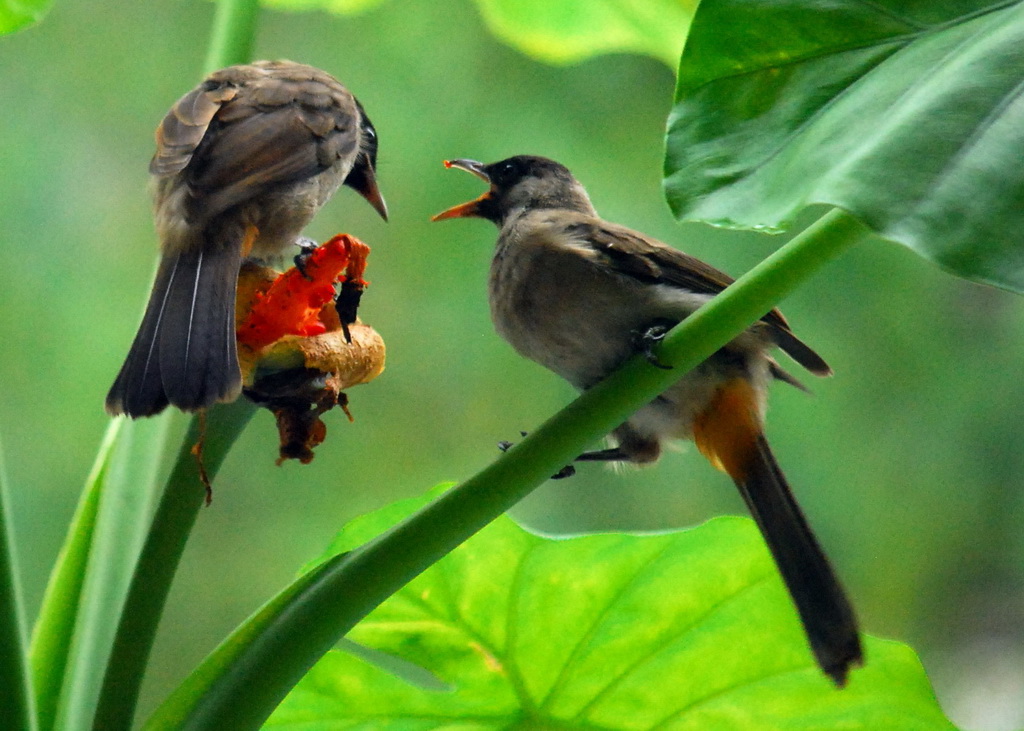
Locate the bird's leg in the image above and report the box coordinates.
[498,435,634,480]
[292,237,320,280]
[632,319,676,370]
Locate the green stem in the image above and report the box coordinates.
[203,0,261,73]
[92,401,256,731]
[145,209,869,729]
[29,421,122,731]
[51,416,170,731]
[0,437,37,731]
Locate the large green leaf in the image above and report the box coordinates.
[664,0,1024,292]
[267,500,954,729]
[0,0,52,34]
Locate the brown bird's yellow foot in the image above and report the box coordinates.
[633,321,675,370]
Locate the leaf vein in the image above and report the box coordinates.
[571,569,778,723]
[539,537,679,712]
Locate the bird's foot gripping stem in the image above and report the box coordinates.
[498,435,633,480]
[632,320,675,370]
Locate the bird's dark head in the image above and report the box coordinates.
[432,155,594,226]
[343,102,388,221]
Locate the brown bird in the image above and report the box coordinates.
[433,155,861,686]
[106,60,387,418]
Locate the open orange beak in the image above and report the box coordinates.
[431,159,492,221]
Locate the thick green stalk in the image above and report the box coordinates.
[92,401,256,731]
[203,0,260,73]
[146,209,869,729]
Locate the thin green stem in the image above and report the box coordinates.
[0,436,37,731]
[145,209,869,729]
[52,416,170,731]
[203,0,260,73]
[29,421,122,731]
[92,401,256,731]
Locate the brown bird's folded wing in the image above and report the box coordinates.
[149,84,239,178]
[151,68,359,223]
[576,220,832,376]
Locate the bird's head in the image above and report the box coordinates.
[432,155,593,226]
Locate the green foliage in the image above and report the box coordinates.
[267,0,695,67]
[265,494,953,729]
[3,0,1023,729]
[665,0,1024,292]
[263,0,388,13]
[0,0,52,34]
[470,0,695,68]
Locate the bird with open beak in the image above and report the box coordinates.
[433,154,862,687]
[107,60,387,418]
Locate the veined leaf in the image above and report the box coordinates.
[665,0,1024,292]
[268,501,955,729]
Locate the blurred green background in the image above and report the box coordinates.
[2,0,1024,728]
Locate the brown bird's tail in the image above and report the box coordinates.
[693,380,863,686]
[106,240,243,418]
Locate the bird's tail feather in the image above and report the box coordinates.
[106,241,242,417]
[693,379,862,686]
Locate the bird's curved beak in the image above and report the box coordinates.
[431,159,492,221]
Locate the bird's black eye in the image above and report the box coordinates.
[492,160,518,185]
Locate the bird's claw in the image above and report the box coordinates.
[633,323,674,370]
[551,464,577,480]
[497,433,575,479]
[293,237,319,280]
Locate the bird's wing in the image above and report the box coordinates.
[562,217,832,376]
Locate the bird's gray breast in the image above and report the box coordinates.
[488,220,661,389]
